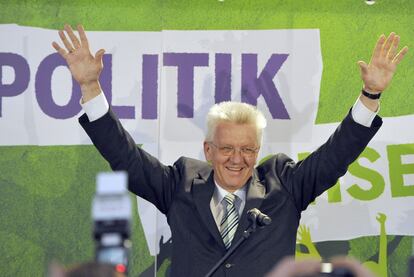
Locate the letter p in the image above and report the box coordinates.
[0,53,30,117]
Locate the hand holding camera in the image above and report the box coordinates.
[266,256,376,277]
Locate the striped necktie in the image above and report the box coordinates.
[220,193,239,250]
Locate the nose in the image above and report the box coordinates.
[229,148,243,163]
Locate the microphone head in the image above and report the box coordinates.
[260,216,272,226]
[247,208,272,226]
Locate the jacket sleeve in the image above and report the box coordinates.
[79,108,179,215]
[262,110,382,212]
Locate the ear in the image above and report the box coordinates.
[203,141,212,162]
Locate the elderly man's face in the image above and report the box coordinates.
[204,122,259,192]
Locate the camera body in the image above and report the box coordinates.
[92,172,132,273]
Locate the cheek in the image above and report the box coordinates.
[215,157,229,166]
[212,156,230,168]
[245,157,257,168]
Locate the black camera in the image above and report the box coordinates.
[92,172,132,274]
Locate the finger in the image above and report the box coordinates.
[381,32,395,58]
[393,46,408,65]
[357,61,368,75]
[58,30,75,53]
[64,24,81,49]
[331,256,375,277]
[265,257,321,277]
[52,41,68,57]
[387,35,400,61]
[265,258,293,277]
[94,49,105,63]
[371,34,386,61]
[77,24,89,48]
[293,259,321,273]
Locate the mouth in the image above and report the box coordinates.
[226,166,244,172]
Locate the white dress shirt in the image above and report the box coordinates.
[210,181,246,230]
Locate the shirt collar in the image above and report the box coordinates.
[212,180,247,208]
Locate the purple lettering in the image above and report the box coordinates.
[0,53,30,117]
[215,53,231,103]
[35,53,81,119]
[142,54,158,119]
[101,55,135,119]
[242,54,290,119]
[163,53,209,118]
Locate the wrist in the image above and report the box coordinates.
[80,81,102,103]
[362,88,381,100]
[359,93,379,112]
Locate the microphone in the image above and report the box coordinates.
[247,208,272,226]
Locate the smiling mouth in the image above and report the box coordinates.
[226,167,243,172]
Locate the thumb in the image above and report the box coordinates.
[94,49,105,63]
[357,61,368,75]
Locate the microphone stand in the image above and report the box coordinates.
[205,220,260,277]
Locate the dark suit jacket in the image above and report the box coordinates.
[79,108,382,277]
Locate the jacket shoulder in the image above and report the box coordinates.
[174,156,212,180]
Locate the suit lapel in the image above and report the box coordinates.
[192,171,225,248]
[233,172,266,242]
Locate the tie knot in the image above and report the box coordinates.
[223,193,237,206]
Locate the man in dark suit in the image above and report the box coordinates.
[53,25,407,276]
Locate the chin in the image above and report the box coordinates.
[225,180,246,190]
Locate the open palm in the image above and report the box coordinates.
[359,32,408,93]
[52,24,105,89]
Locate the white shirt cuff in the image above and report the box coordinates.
[351,98,379,127]
[80,92,109,122]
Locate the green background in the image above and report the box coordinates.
[1,0,413,276]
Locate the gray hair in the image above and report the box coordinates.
[205,102,267,145]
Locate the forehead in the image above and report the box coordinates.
[214,122,258,145]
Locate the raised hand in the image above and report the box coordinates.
[297,225,312,246]
[376,212,387,224]
[358,32,408,94]
[296,224,321,260]
[52,24,105,102]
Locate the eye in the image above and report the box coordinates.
[220,146,234,155]
[241,147,256,155]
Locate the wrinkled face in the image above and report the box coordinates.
[204,122,259,192]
